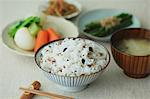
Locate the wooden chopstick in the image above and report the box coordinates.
[20,87,74,99]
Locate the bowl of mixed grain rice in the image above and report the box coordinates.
[35,38,110,92]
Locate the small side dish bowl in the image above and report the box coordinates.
[76,9,141,42]
[39,0,82,19]
[111,28,150,78]
[35,38,110,92]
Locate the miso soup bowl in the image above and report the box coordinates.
[111,28,150,78]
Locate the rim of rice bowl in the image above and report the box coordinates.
[35,38,110,77]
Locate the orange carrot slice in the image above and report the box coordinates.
[34,30,49,52]
[47,28,61,42]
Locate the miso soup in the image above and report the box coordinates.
[117,38,150,56]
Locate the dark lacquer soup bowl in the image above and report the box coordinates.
[111,28,150,78]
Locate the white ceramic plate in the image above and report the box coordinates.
[76,9,141,42]
[39,0,82,19]
[2,16,79,57]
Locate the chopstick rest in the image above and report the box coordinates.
[20,81,41,99]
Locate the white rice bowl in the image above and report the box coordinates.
[35,38,110,92]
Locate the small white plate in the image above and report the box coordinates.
[2,16,79,57]
[39,0,82,19]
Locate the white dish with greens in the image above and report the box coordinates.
[77,9,141,42]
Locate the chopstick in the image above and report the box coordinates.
[20,87,74,99]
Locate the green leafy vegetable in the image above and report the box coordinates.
[8,21,23,38]
[84,13,133,37]
[8,16,41,38]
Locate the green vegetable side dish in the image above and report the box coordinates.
[8,16,41,38]
[84,13,133,37]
